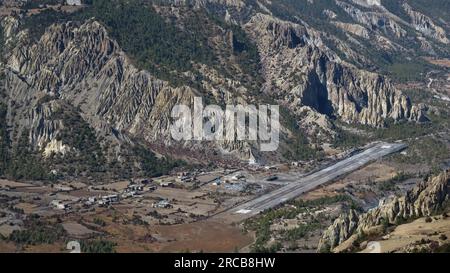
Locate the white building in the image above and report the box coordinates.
[66,0,82,5]
[152,200,172,209]
[127,184,143,191]
[50,200,69,210]
[98,195,119,206]
[160,182,174,187]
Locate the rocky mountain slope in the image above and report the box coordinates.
[1,0,446,180]
[243,13,425,127]
[317,170,450,252]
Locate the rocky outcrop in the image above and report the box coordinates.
[351,0,381,7]
[402,3,449,44]
[318,170,450,252]
[317,209,360,251]
[336,1,407,38]
[323,9,337,20]
[27,100,65,150]
[333,22,370,39]
[244,13,424,127]
[43,139,71,158]
[4,18,197,149]
[298,106,337,141]
[1,16,261,161]
[0,0,431,164]
[1,15,19,41]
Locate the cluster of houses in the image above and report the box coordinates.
[50,180,158,210]
[177,172,194,183]
[174,170,219,184]
[93,182,158,207]
[96,195,120,207]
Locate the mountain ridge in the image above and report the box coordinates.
[1,0,446,180]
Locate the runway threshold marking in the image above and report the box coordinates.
[236,209,252,214]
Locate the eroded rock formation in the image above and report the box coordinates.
[318,170,450,252]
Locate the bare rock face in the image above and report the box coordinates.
[333,22,370,39]
[318,170,450,252]
[336,0,407,38]
[43,139,71,158]
[1,16,260,161]
[27,100,65,150]
[317,209,360,252]
[4,18,197,150]
[298,106,337,141]
[402,3,449,44]
[1,15,18,41]
[0,1,429,163]
[350,0,381,7]
[244,13,424,127]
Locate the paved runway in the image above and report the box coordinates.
[232,142,407,216]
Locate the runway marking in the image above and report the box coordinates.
[230,143,407,216]
[236,209,252,214]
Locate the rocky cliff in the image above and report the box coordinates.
[317,170,450,252]
[0,0,436,172]
[402,3,449,44]
[0,11,265,165]
[244,13,425,127]
[5,18,193,139]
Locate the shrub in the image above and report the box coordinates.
[81,239,116,253]
[9,219,66,245]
